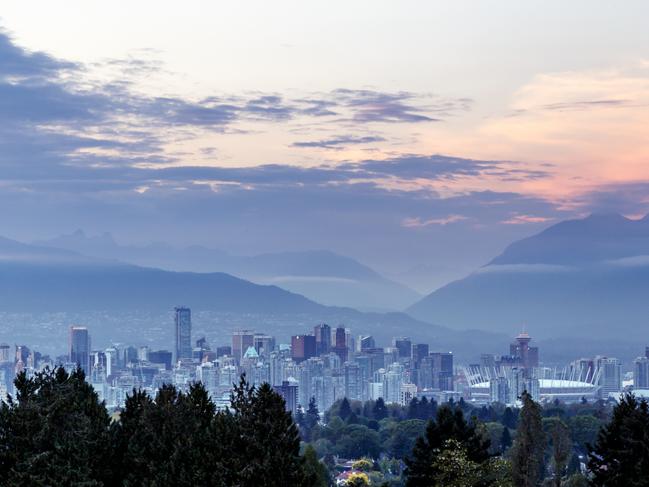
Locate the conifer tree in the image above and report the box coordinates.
[550,420,572,487]
[0,367,112,486]
[405,404,490,487]
[372,397,388,420]
[227,378,306,487]
[588,393,649,486]
[339,397,352,421]
[510,392,546,487]
[500,426,512,452]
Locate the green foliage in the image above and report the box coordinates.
[588,393,649,487]
[0,370,319,487]
[549,420,572,487]
[511,392,546,487]
[302,444,330,487]
[0,367,112,486]
[404,405,491,487]
[373,397,388,420]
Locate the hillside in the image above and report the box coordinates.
[408,214,649,342]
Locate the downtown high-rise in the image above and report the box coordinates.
[174,307,192,361]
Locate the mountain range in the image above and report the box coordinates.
[408,213,649,344]
[0,235,504,361]
[34,231,420,311]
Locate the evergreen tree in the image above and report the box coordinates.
[419,396,430,420]
[405,405,491,487]
[303,396,320,441]
[373,397,388,420]
[115,382,221,486]
[0,367,112,486]
[502,407,517,429]
[588,393,649,486]
[227,378,306,487]
[510,392,546,487]
[550,420,572,487]
[407,397,420,419]
[339,397,352,421]
[500,426,512,452]
[302,444,329,487]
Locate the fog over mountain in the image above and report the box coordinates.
[408,214,649,343]
[35,231,421,311]
[0,234,505,361]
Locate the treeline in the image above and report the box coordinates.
[0,368,327,486]
[1,368,649,486]
[305,395,605,466]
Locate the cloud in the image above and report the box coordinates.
[331,89,471,123]
[402,215,468,228]
[501,214,554,225]
[291,135,386,150]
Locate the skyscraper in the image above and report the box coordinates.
[232,330,255,363]
[393,337,412,360]
[634,356,649,389]
[174,306,192,361]
[291,335,316,362]
[313,323,331,355]
[333,327,348,363]
[596,356,622,398]
[69,326,91,375]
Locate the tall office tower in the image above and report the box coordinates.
[216,346,232,358]
[104,347,117,377]
[430,351,454,391]
[333,327,348,363]
[149,350,173,370]
[291,335,316,363]
[69,326,91,375]
[253,334,276,357]
[344,362,361,401]
[359,335,376,351]
[273,379,299,415]
[634,356,649,389]
[412,343,429,368]
[123,346,138,366]
[384,362,405,404]
[232,330,255,363]
[0,343,10,363]
[393,337,412,360]
[596,356,622,398]
[174,306,192,361]
[313,323,331,355]
[345,329,355,357]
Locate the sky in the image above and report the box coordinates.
[0,1,648,292]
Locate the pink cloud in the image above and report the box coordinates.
[402,214,468,228]
[501,214,553,225]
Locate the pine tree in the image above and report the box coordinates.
[502,407,517,429]
[588,393,649,486]
[0,367,112,486]
[405,404,490,487]
[227,378,306,487]
[500,426,512,452]
[550,420,572,487]
[373,397,388,420]
[407,397,420,419]
[303,396,320,441]
[339,397,352,421]
[302,444,329,487]
[511,392,546,487]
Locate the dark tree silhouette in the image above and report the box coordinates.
[404,404,490,487]
[588,394,649,486]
